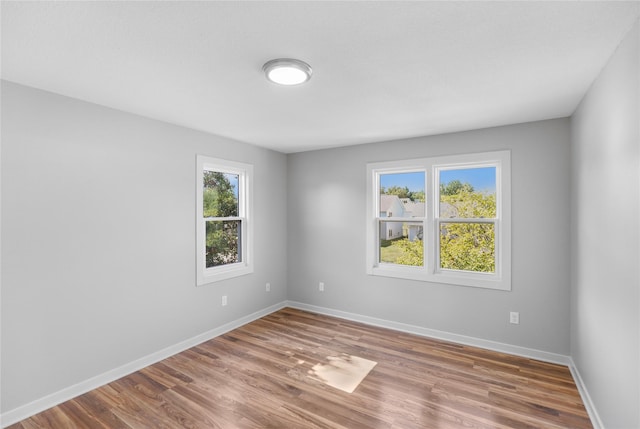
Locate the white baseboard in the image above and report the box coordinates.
[286,300,571,365]
[568,358,604,429]
[1,301,288,428]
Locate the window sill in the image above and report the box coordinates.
[197,263,253,286]
[368,266,510,291]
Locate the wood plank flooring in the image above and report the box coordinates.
[8,308,593,429]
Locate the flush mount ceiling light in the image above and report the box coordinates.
[263,58,312,85]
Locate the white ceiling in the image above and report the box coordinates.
[2,1,639,153]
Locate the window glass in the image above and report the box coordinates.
[439,222,495,273]
[379,172,426,207]
[203,171,241,268]
[206,220,241,268]
[379,221,424,266]
[438,166,497,274]
[439,167,496,218]
[378,171,425,267]
[203,171,239,217]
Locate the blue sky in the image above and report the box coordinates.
[380,167,496,194]
[440,167,496,193]
[380,172,425,192]
[224,173,239,198]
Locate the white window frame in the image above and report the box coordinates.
[366,150,511,291]
[196,155,253,285]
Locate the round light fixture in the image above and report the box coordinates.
[263,58,312,85]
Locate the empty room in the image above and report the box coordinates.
[1,1,639,428]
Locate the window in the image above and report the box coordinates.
[366,151,511,290]
[196,155,253,285]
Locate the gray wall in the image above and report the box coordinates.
[570,21,639,429]
[3,19,638,423]
[0,81,288,412]
[287,118,572,355]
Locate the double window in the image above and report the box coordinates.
[366,151,511,290]
[196,155,253,285]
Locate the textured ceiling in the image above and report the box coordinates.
[2,1,639,153]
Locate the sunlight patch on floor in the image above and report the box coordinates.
[308,353,377,393]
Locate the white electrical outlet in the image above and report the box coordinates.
[266,283,271,292]
[509,311,519,324]
[222,295,228,306]
[319,282,325,292]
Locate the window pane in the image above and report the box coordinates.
[379,221,423,266]
[439,222,495,273]
[379,172,425,219]
[203,171,239,217]
[439,167,496,218]
[206,220,241,268]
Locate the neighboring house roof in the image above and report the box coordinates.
[402,200,425,217]
[380,194,404,213]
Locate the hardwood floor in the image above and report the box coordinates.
[9,308,592,429]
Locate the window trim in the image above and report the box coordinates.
[196,155,253,285]
[366,151,511,291]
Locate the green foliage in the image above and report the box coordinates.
[439,184,496,272]
[441,189,496,218]
[440,180,474,196]
[379,238,405,263]
[439,223,495,272]
[382,185,410,199]
[409,190,425,202]
[395,238,424,266]
[381,186,425,202]
[203,171,238,217]
[203,171,239,267]
[206,221,240,267]
[380,181,496,273]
